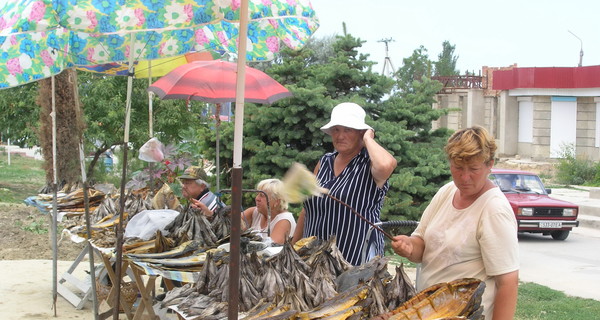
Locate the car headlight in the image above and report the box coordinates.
[518,207,533,216]
[563,208,577,217]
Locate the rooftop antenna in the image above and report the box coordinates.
[378,38,395,76]
[568,30,583,67]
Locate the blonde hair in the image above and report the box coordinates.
[256,178,288,211]
[444,126,497,165]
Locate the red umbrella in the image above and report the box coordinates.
[148,60,292,105]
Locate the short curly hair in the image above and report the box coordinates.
[444,125,497,165]
[256,178,288,211]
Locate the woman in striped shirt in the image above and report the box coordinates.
[292,102,397,266]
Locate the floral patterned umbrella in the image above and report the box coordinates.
[0,0,319,88]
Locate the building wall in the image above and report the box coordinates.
[434,90,600,161]
[576,97,598,159]
[531,96,551,160]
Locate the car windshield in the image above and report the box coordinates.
[490,173,547,194]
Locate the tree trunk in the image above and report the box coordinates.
[37,69,86,193]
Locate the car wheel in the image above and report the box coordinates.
[550,230,570,240]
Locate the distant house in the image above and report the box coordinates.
[432,65,600,161]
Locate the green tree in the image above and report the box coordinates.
[0,71,209,184]
[196,34,451,217]
[77,71,208,182]
[379,77,452,220]
[434,40,460,76]
[395,46,433,94]
[0,82,39,147]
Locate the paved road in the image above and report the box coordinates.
[518,227,600,301]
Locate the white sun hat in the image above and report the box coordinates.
[320,102,373,135]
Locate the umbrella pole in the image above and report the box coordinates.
[148,61,153,138]
[215,103,221,191]
[51,75,58,317]
[228,0,249,319]
[112,33,136,320]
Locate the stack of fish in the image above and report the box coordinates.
[65,190,153,245]
[32,187,106,218]
[157,237,420,319]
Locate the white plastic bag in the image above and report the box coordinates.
[124,209,180,240]
[138,137,165,162]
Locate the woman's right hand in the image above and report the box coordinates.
[391,235,413,258]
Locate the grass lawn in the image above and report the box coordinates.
[0,151,45,203]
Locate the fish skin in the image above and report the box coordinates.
[384,278,485,320]
[319,306,363,320]
[260,309,299,320]
[127,240,200,259]
[296,285,369,319]
[240,300,277,320]
[142,251,207,267]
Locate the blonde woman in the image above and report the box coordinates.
[242,179,296,244]
[391,126,519,320]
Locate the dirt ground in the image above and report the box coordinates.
[0,203,85,261]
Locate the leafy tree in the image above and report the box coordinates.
[434,40,460,76]
[0,82,39,147]
[395,46,433,93]
[196,34,452,217]
[0,70,209,184]
[77,71,208,182]
[379,77,452,220]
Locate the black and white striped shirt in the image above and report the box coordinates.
[303,148,389,266]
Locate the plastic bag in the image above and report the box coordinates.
[138,137,165,162]
[124,209,180,240]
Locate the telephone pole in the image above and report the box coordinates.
[378,38,395,76]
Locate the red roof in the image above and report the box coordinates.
[492,65,600,90]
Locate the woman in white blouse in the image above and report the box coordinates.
[242,179,296,244]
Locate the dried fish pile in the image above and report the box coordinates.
[370,278,486,320]
[65,189,153,246]
[164,205,232,247]
[159,236,419,320]
[33,187,106,218]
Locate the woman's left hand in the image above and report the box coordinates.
[363,129,375,141]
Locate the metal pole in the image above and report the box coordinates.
[112,33,136,320]
[79,142,99,320]
[51,75,58,316]
[148,60,153,137]
[228,0,249,318]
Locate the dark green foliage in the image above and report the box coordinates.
[434,41,460,76]
[0,34,455,219]
[0,82,40,146]
[195,34,452,216]
[77,71,207,182]
[554,144,596,185]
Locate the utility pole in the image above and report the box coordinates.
[378,38,395,76]
[568,30,583,67]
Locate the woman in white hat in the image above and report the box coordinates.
[292,102,397,265]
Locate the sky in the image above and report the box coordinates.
[309,0,600,74]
